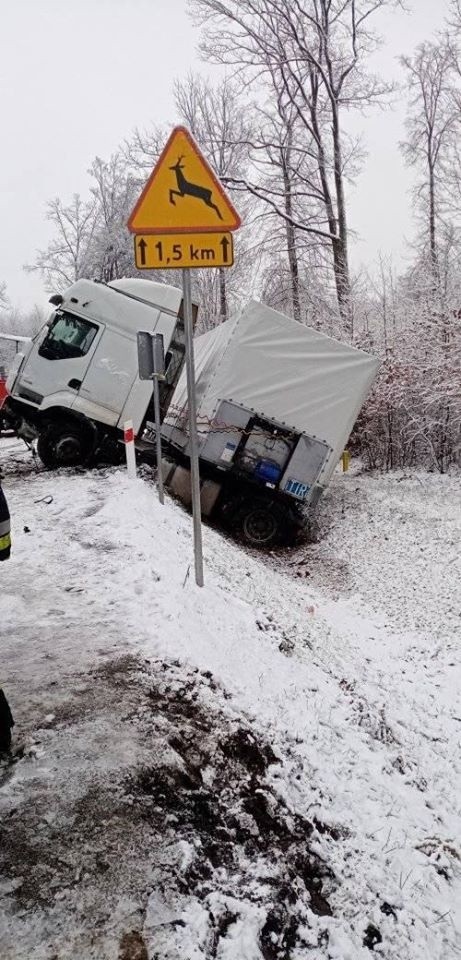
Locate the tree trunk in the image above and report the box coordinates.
[285,219,301,323]
[331,102,352,337]
[282,175,301,322]
[428,156,440,290]
[309,81,352,334]
[332,238,353,336]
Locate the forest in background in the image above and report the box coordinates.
[2,0,461,473]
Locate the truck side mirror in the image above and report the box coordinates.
[137,331,165,381]
[153,333,165,380]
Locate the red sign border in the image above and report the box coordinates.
[127,125,242,236]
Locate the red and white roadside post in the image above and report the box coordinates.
[124,420,137,479]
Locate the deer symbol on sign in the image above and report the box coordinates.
[169,156,223,221]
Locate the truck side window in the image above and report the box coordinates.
[38,312,98,361]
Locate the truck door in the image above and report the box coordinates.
[15,311,101,405]
[73,329,137,425]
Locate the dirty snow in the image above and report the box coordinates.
[0,438,460,959]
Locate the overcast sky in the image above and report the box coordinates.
[0,0,451,313]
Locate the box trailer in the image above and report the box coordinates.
[159,300,379,546]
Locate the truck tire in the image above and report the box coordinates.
[37,420,92,469]
[234,498,285,549]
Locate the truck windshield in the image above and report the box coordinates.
[38,312,98,361]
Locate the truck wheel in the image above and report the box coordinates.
[234,499,284,549]
[37,421,91,469]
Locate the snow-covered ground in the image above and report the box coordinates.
[0,438,460,960]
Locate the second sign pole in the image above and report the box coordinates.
[152,372,165,506]
[182,267,204,588]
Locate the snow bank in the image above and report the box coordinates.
[0,449,460,959]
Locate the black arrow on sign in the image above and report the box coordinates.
[137,238,147,266]
[220,236,230,263]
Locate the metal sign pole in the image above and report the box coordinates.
[182,268,204,587]
[152,374,165,505]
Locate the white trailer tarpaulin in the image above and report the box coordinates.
[165,301,379,486]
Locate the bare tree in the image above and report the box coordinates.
[400,41,458,281]
[26,153,144,291]
[0,283,8,312]
[174,73,255,322]
[88,153,140,282]
[25,194,98,291]
[449,0,461,31]
[127,76,308,324]
[1,304,45,338]
[248,90,314,323]
[191,0,400,335]
[124,123,169,174]
[125,75,258,326]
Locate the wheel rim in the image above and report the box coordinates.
[242,507,278,545]
[54,435,82,464]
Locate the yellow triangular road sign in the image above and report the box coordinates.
[127,126,241,235]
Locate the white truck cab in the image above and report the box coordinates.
[5,277,190,467]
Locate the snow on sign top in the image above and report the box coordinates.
[127,126,241,235]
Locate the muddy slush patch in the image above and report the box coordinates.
[125,661,336,958]
[119,930,149,960]
[0,652,159,960]
[0,655,340,958]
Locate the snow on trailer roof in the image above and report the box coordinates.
[167,300,379,485]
